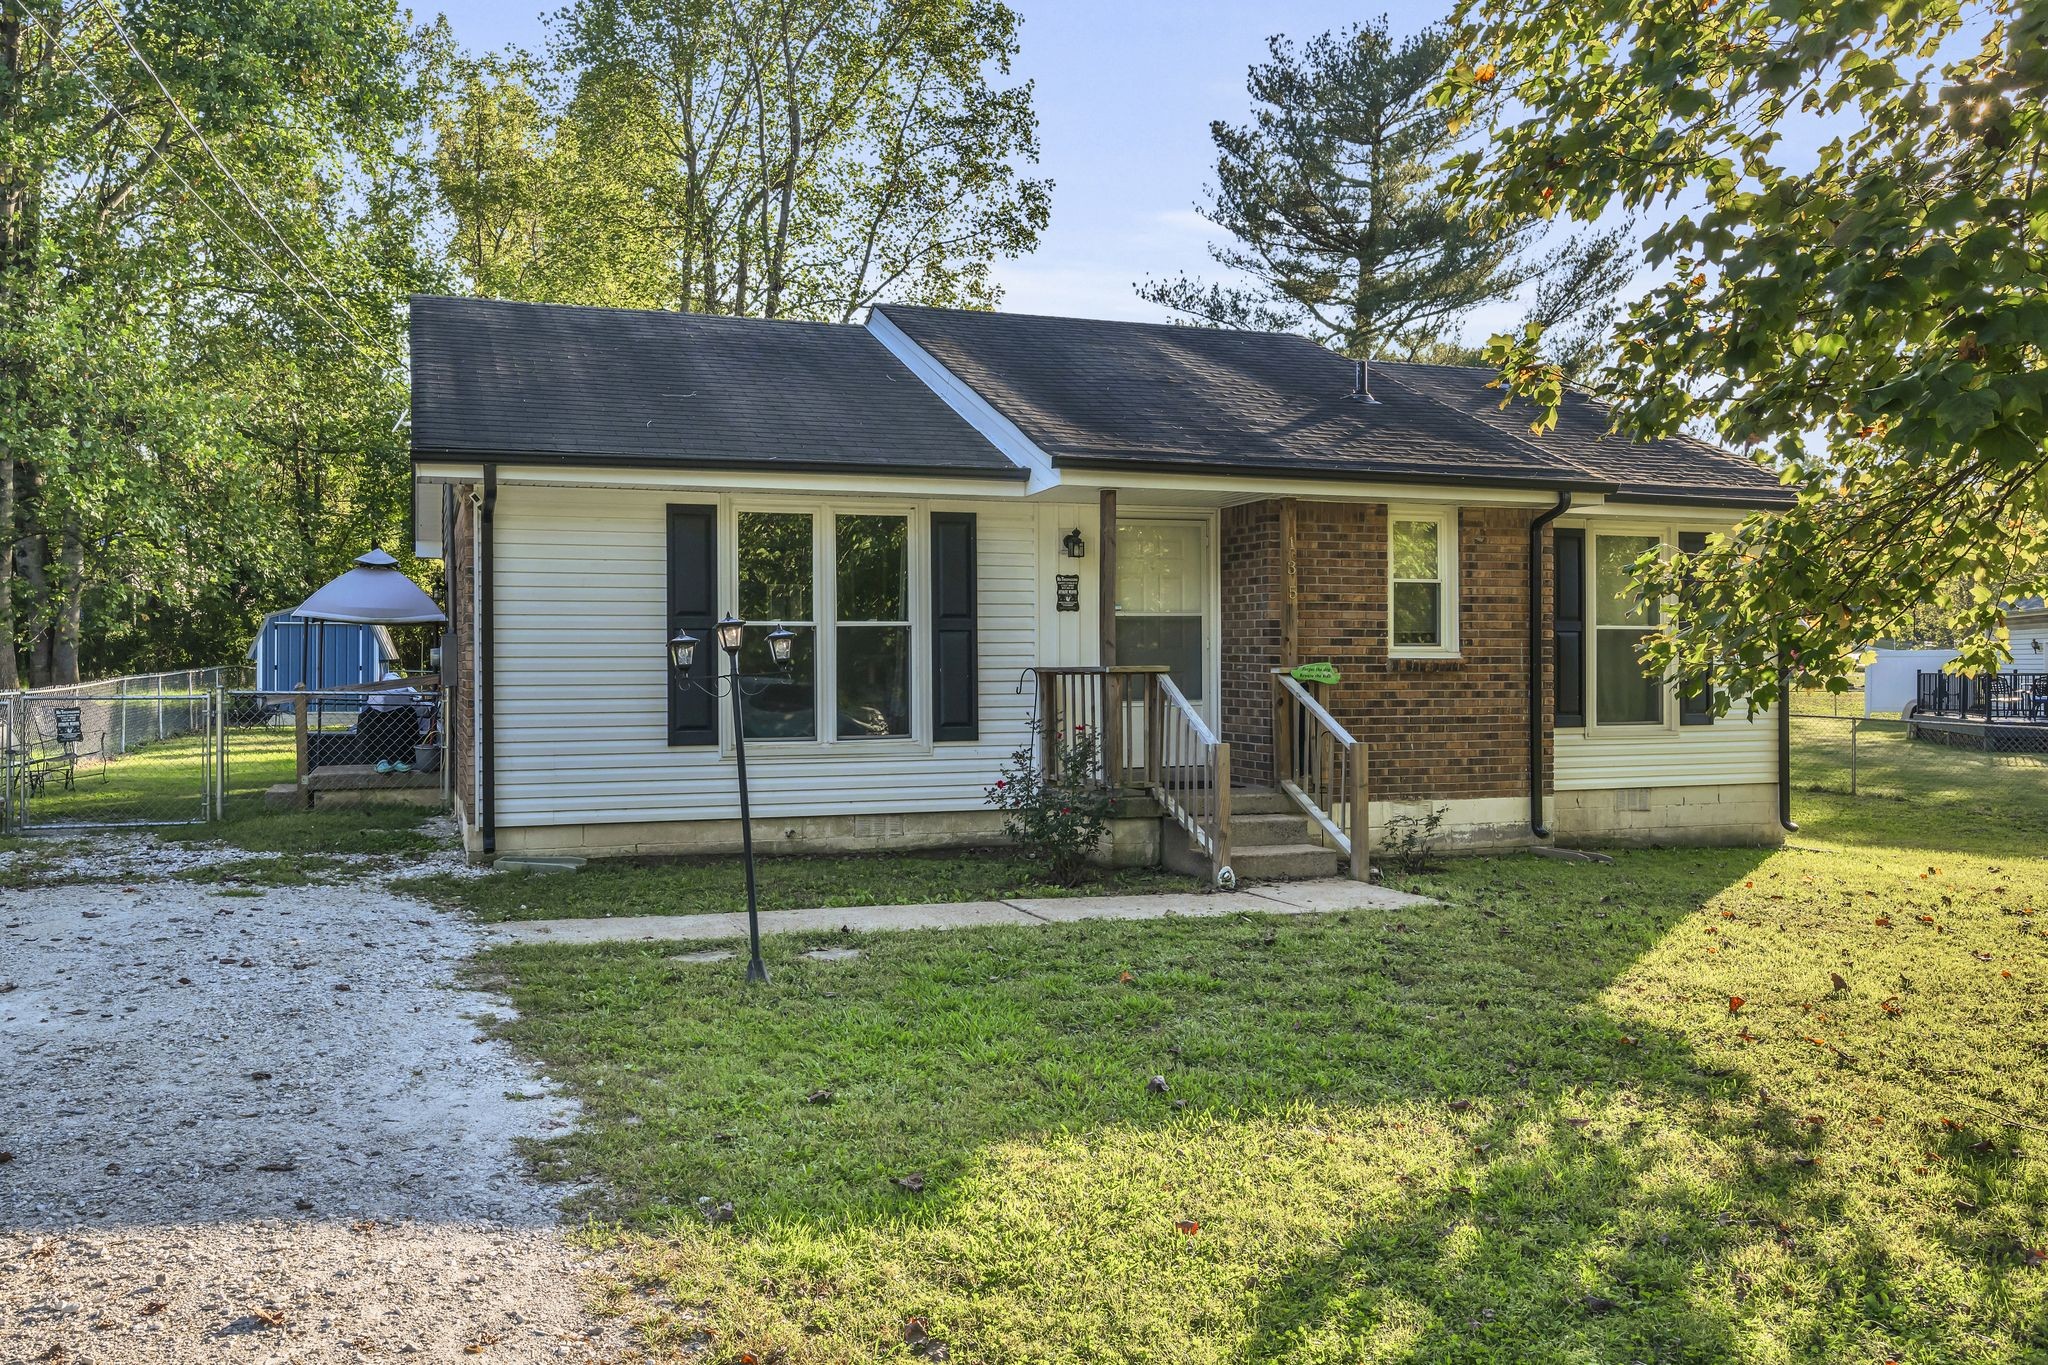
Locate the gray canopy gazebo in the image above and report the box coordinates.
[291,549,446,689]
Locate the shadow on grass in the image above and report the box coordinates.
[480,845,1985,1360]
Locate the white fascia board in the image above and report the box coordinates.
[409,460,1031,500]
[864,307,1061,494]
[1055,465,1594,508]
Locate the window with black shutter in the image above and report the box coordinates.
[1677,531,1715,725]
[931,512,978,741]
[1554,527,1586,728]
[666,504,719,746]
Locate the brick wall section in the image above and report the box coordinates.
[446,486,476,820]
[1220,499,1553,803]
[1220,501,1283,785]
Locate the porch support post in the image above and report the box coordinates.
[1098,489,1117,667]
[1278,497,1299,669]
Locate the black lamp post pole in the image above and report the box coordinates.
[725,642,768,984]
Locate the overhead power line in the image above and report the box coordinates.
[86,0,387,356]
[2,0,394,367]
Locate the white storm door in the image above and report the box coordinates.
[1115,517,1214,730]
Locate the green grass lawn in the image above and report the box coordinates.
[402,851,1197,923]
[476,751,2048,1362]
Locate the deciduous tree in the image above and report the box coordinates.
[1439,0,2048,705]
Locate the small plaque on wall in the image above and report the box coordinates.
[1055,573,1081,612]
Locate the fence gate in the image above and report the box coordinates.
[5,685,221,830]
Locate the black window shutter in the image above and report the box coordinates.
[1554,527,1586,728]
[931,512,978,741]
[667,504,718,746]
[1677,531,1715,725]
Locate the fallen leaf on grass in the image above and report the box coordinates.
[1174,1218,1200,1235]
[894,1172,926,1194]
[1582,1295,1616,1315]
[1880,997,1902,1016]
[1447,1099,1473,1112]
[1117,970,1135,984]
[1728,996,1745,1013]
[1874,916,1892,928]
[805,1089,834,1105]
[1146,1075,1170,1095]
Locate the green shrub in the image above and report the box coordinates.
[985,721,1118,885]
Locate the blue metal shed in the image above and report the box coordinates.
[246,612,398,692]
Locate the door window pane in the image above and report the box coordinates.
[836,515,907,623]
[1595,534,1663,724]
[739,512,813,622]
[837,626,910,737]
[1116,520,1206,703]
[1120,616,1204,701]
[741,625,816,739]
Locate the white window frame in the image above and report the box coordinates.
[723,496,930,757]
[1387,506,1460,659]
[1575,519,1736,736]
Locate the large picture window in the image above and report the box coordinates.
[733,507,917,744]
[1594,533,1663,725]
[1389,511,1457,655]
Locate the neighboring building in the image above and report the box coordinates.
[246,611,397,693]
[2011,597,2048,665]
[410,296,1796,874]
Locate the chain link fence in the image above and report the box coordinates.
[223,687,447,815]
[1,669,447,830]
[1790,712,2048,805]
[2,670,239,827]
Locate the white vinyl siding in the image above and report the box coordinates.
[490,484,1037,827]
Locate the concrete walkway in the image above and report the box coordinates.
[484,877,1431,946]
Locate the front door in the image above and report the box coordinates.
[1115,517,1213,729]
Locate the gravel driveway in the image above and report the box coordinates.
[0,830,640,1362]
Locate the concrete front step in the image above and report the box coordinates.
[1230,841,1346,881]
[1230,812,1321,848]
[1227,788,1301,816]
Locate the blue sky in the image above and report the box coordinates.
[426,2,1499,329]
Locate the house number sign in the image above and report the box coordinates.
[1055,573,1081,612]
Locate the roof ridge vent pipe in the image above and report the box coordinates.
[1529,491,1572,838]
[1349,357,1379,404]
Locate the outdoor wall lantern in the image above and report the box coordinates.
[667,615,795,985]
[1061,527,1087,558]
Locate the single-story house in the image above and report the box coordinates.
[409,295,1796,879]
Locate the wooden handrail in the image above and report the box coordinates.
[1030,665,1233,886]
[1271,669,1369,881]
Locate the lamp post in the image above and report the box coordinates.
[669,615,794,984]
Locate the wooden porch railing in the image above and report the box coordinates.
[1271,669,1369,881]
[1032,666,1233,886]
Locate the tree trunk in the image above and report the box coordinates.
[19,527,47,688]
[51,516,79,684]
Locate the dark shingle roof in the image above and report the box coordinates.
[874,305,1609,491]
[409,295,1021,478]
[1374,361,1793,507]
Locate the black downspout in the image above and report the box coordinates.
[480,466,498,856]
[1777,662,1798,833]
[1529,492,1572,838]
